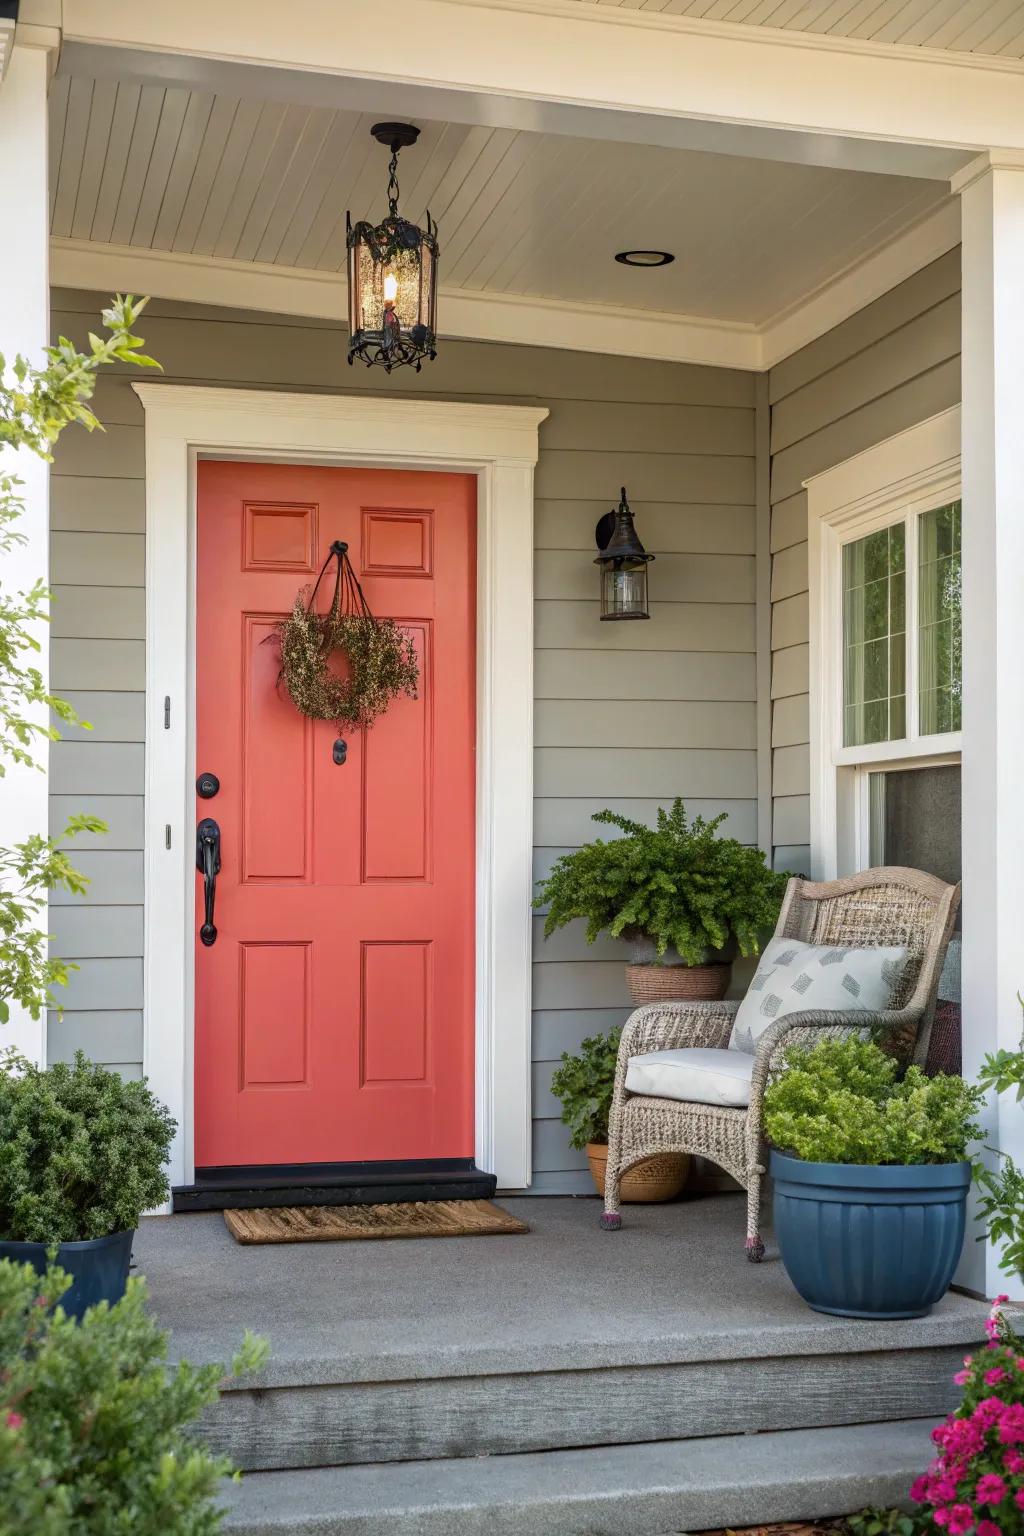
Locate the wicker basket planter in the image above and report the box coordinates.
[626,961,730,1005]
[586,1142,689,1202]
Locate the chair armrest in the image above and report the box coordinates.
[618,1000,739,1061]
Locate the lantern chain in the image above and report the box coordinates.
[387,147,401,216]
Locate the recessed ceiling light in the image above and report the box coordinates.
[615,250,675,267]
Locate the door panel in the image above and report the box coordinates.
[195,462,476,1167]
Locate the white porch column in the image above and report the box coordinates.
[0,44,51,1065]
[956,151,1024,1300]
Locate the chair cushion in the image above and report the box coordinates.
[728,936,908,1054]
[625,1048,754,1109]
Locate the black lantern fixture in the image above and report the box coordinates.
[346,123,439,373]
[595,488,654,621]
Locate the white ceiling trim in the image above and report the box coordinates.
[50,209,962,372]
[0,20,13,82]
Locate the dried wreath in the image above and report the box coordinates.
[273,541,419,732]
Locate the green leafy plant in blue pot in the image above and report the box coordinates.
[763,1037,983,1319]
[0,1051,175,1319]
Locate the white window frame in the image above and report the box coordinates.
[807,405,961,881]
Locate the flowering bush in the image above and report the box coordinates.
[910,1296,1024,1536]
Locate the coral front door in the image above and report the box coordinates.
[194,461,476,1168]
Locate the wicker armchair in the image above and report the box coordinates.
[600,867,961,1260]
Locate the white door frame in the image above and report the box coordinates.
[133,383,546,1194]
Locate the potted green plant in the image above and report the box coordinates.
[763,1037,983,1319]
[551,1026,689,1200]
[535,800,787,1004]
[0,1051,176,1319]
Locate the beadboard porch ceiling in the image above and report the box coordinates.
[48,70,952,344]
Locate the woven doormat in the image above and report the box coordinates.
[223,1199,530,1245]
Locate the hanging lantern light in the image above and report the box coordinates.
[595,489,654,621]
[346,123,439,373]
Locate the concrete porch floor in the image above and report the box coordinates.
[134,1191,988,1384]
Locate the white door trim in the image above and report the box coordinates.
[806,404,961,881]
[133,383,547,1194]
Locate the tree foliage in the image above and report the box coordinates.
[763,1037,983,1166]
[0,295,160,1021]
[0,1051,176,1243]
[0,1260,267,1536]
[535,799,788,965]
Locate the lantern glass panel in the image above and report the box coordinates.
[601,560,649,620]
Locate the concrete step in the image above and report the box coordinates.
[201,1303,979,1471]
[222,1417,935,1535]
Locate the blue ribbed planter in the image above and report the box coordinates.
[0,1229,134,1321]
[770,1151,970,1319]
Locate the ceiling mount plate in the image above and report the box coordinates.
[371,122,421,151]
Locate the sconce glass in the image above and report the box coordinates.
[595,488,654,620]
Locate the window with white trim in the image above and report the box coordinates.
[807,408,962,882]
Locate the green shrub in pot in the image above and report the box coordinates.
[763,1037,983,1318]
[0,1051,175,1316]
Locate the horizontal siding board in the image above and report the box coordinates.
[534,501,754,555]
[535,549,755,604]
[773,744,811,798]
[50,531,145,587]
[771,692,809,749]
[531,916,631,965]
[769,491,807,554]
[51,421,145,479]
[773,794,811,847]
[49,904,144,958]
[535,449,755,505]
[55,957,144,1011]
[52,692,145,742]
[771,648,809,700]
[768,249,961,404]
[540,399,755,455]
[534,650,755,701]
[770,542,808,604]
[47,1011,143,1066]
[533,961,633,1010]
[50,742,144,796]
[532,1008,633,1061]
[775,844,811,875]
[50,476,145,533]
[533,699,756,750]
[532,1118,589,1173]
[535,747,756,799]
[533,797,757,846]
[51,639,145,691]
[771,592,809,652]
[50,796,144,849]
[535,601,754,653]
[50,586,145,639]
[49,852,144,906]
[532,1060,563,1120]
[770,355,961,504]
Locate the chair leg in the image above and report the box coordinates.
[601,1155,623,1231]
[745,1170,764,1262]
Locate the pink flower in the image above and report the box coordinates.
[947,1504,975,1535]
[975,1397,1009,1428]
[977,1474,1008,1505]
[930,1478,960,1505]
[4,1412,22,1431]
[911,1476,931,1503]
[955,1370,971,1386]
[999,1404,1024,1444]
[933,1510,950,1528]
[976,1521,1001,1536]
[1015,1492,1024,1513]
[1002,1450,1024,1475]
[995,1295,1011,1306]
[986,1368,1008,1386]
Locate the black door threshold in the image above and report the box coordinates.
[172,1158,497,1213]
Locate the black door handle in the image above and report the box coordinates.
[196,818,221,947]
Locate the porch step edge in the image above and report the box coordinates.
[172,1165,497,1213]
[221,1416,934,1536]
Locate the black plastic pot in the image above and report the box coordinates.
[771,1151,970,1319]
[0,1229,134,1320]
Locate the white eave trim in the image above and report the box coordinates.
[0,17,15,80]
[50,201,962,373]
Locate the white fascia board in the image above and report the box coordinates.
[49,239,762,371]
[0,17,14,81]
[60,0,1024,166]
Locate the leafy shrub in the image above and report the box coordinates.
[0,1052,175,1243]
[975,1152,1024,1284]
[535,799,787,965]
[0,1258,267,1534]
[906,1295,1024,1536]
[550,1027,622,1148]
[763,1037,983,1165]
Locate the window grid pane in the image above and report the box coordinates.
[842,523,906,747]
[918,501,961,735]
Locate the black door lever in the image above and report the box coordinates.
[196,818,221,947]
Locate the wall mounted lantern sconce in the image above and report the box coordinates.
[346,122,439,373]
[595,488,654,621]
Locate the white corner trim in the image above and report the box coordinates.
[759,202,961,370]
[134,383,545,1194]
[951,149,1024,197]
[51,223,963,372]
[807,405,961,883]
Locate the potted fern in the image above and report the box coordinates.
[551,1026,688,1200]
[535,800,787,1004]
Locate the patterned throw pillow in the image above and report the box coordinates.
[728,937,909,1054]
